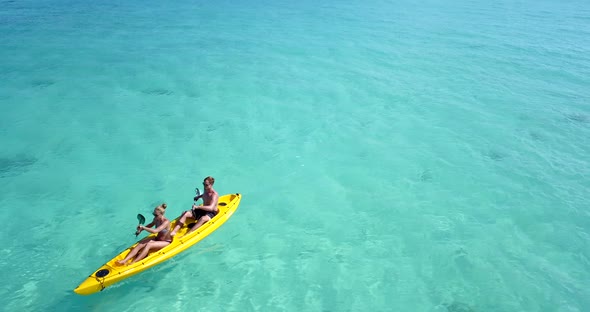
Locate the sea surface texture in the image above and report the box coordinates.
[1,0,589,311]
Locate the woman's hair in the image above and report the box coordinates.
[155,203,167,214]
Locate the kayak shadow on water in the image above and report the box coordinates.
[0,154,37,178]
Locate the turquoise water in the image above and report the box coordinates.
[1,0,589,310]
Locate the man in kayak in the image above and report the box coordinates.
[170,176,219,237]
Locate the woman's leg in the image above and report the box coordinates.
[116,238,153,265]
[131,240,171,264]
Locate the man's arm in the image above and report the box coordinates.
[194,193,219,212]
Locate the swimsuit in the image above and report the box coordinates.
[191,208,217,220]
[155,219,172,243]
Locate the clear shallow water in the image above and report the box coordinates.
[1,0,589,311]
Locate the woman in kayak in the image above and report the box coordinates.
[116,203,172,265]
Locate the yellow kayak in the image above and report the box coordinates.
[74,193,242,295]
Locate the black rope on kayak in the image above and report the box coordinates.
[95,269,109,292]
[95,276,106,291]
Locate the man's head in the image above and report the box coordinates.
[203,176,215,191]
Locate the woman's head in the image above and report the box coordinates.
[153,203,167,216]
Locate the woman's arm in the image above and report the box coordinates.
[140,220,170,234]
[137,220,155,234]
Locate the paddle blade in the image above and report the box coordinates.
[137,213,146,225]
[194,188,201,201]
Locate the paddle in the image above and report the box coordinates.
[194,187,201,203]
[185,188,202,229]
[135,213,146,237]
